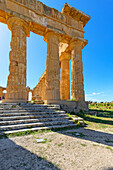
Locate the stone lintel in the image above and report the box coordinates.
[62,3,91,27]
[0,0,89,43]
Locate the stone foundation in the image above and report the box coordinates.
[2,99,27,103]
[44,100,89,112]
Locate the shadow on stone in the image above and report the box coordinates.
[53,127,113,147]
[0,137,60,170]
[102,168,113,170]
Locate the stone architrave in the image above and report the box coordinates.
[70,39,86,101]
[6,17,30,102]
[60,52,71,100]
[44,31,60,102]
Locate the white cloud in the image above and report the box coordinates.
[86,92,104,97]
[85,92,105,102]
[92,98,97,102]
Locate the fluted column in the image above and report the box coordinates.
[60,52,70,100]
[6,17,30,102]
[70,40,85,101]
[44,31,60,102]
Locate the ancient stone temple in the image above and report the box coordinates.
[0,0,90,110]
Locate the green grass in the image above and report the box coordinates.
[11,105,17,108]
[0,126,79,139]
[0,130,51,139]
[58,143,63,147]
[67,107,113,132]
[93,144,99,146]
[81,143,87,147]
[106,146,112,151]
[66,113,84,126]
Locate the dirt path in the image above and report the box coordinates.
[0,127,113,170]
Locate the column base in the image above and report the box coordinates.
[2,99,27,103]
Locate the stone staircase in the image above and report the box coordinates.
[0,103,77,135]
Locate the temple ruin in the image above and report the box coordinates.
[0,0,90,111]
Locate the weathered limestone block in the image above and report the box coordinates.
[59,43,68,56]
[0,88,3,98]
[70,39,86,101]
[6,17,30,101]
[32,71,46,101]
[38,71,46,100]
[0,86,6,99]
[44,31,60,101]
[60,52,71,100]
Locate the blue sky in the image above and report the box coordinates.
[0,0,113,102]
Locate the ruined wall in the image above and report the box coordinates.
[0,89,3,98]
[0,87,6,99]
[33,71,46,100]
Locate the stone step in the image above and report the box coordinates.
[0,104,59,106]
[0,105,60,109]
[4,123,77,134]
[34,101,43,104]
[0,113,67,121]
[0,108,60,112]
[0,120,74,131]
[0,104,80,135]
[0,107,62,112]
[0,116,70,125]
[0,111,65,117]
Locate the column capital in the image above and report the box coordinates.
[59,52,71,62]
[43,30,61,42]
[69,38,88,50]
[7,17,30,37]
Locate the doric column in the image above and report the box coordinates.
[70,39,85,101]
[44,31,60,102]
[60,52,71,100]
[6,17,30,101]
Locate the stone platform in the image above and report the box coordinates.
[2,99,27,103]
[44,100,89,112]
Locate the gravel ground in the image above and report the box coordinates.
[0,127,113,170]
